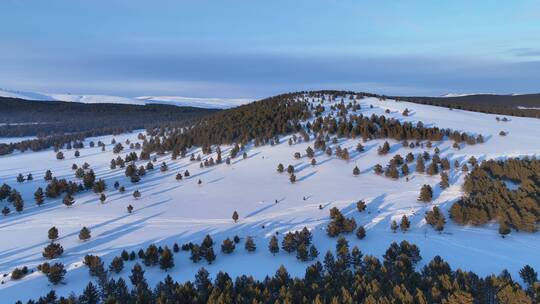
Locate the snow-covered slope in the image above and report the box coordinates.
[0,88,251,109]
[0,95,538,302]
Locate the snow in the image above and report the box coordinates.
[0,88,252,109]
[0,95,539,302]
[440,93,497,97]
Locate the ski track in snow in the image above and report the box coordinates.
[0,96,539,301]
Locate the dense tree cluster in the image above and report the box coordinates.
[22,239,540,304]
[450,158,540,233]
[0,96,215,139]
[327,207,357,237]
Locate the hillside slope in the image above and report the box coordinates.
[0,93,539,302]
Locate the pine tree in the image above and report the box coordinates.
[306,146,315,158]
[43,242,64,259]
[127,204,134,213]
[296,243,309,261]
[99,193,106,204]
[311,158,317,166]
[129,263,146,287]
[245,236,256,252]
[63,193,75,207]
[309,245,319,260]
[499,221,511,238]
[232,211,239,223]
[2,206,10,216]
[203,247,215,264]
[519,265,538,287]
[374,164,383,175]
[14,195,24,212]
[269,235,279,255]
[416,157,425,173]
[109,256,124,274]
[290,173,296,183]
[440,172,449,189]
[401,164,410,176]
[133,190,141,199]
[418,184,433,202]
[391,220,398,233]
[356,200,366,212]
[44,169,53,181]
[353,166,360,176]
[48,226,59,241]
[16,173,25,183]
[79,227,91,241]
[356,226,366,239]
[159,247,174,271]
[221,238,235,254]
[34,187,45,206]
[277,163,284,173]
[46,263,66,285]
[400,215,410,232]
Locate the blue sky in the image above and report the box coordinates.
[1,0,540,98]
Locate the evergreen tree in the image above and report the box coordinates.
[63,193,75,207]
[144,245,159,266]
[499,221,511,237]
[79,227,91,241]
[79,282,99,304]
[391,220,398,233]
[306,146,315,158]
[16,173,25,183]
[290,173,296,183]
[374,164,383,175]
[356,226,366,239]
[416,157,425,173]
[356,200,366,212]
[99,193,106,204]
[245,237,256,252]
[204,247,216,264]
[232,211,239,223]
[418,184,433,202]
[133,190,141,199]
[46,263,66,285]
[296,243,309,261]
[129,263,146,287]
[269,235,279,255]
[127,204,134,213]
[400,215,410,232]
[440,172,449,189]
[44,169,53,181]
[353,166,360,176]
[48,226,59,241]
[43,242,64,259]
[401,163,410,176]
[519,265,538,287]
[34,187,44,206]
[13,195,24,212]
[159,247,174,271]
[221,238,235,254]
[309,245,319,260]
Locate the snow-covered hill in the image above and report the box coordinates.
[0,94,538,302]
[0,88,252,109]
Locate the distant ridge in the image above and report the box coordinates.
[0,88,252,109]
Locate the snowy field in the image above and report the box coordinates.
[0,96,539,302]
